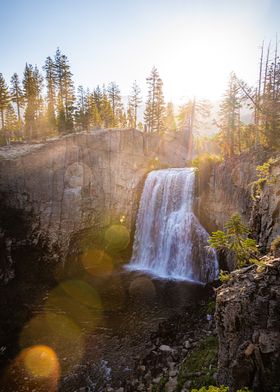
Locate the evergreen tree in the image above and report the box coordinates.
[55,48,75,133]
[75,85,88,130]
[100,86,114,127]
[117,106,127,128]
[128,81,142,128]
[107,82,122,126]
[23,64,43,138]
[165,102,176,131]
[87,91,101,128]
[10,73,24,124]
[218,73,241,157]
[144,67,165,132]
[93,85,103,113]
[262,48,280,147]
[127,105,134,128]
[0,73,10,129]
[5,103,18,133]
[43,56,56,131]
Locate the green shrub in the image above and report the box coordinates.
[191,387,251,392]
[208,214,259,268]
[219,270,231,283]
[251,158,278,200]
[192,153,223,169]
[191,387,229,392]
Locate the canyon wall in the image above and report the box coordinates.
[0,128,190,283]
[197,149,280,254]
[216,258,280,392]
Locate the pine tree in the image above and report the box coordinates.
[155,76,165,132]
[165,102,176,131]
[55,48,75,133]
[5,103,18,132]
[10,73,24,124]
[144,67,165,132]
[127,105,134,128]
[93,85,102,113]
[117,107,127,128]
[219,73,241,157]
[107,82,122,126]
[23,64,43,138]
[87,91,101,128]
[44,56,56,131]
[0,73,10,129]
[129,81,142,128]
[100,86,114,127]
[3,104,17,145]
[261,40,280,148]
[75,85,88,131]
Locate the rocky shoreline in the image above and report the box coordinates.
[104,290,218,392]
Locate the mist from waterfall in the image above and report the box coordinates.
[127,168,218,283]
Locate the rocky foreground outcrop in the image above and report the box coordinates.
[0,128,190,283]
[215,258,280,392]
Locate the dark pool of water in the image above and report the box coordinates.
[1,268,206,391]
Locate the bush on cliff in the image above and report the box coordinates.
[191,387,251,392]
[208,214,259,268]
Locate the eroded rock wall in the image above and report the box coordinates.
[215,258,280,392]
[197,150,280,254]
[0,128,189,282]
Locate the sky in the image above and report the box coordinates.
[1,0,279,103]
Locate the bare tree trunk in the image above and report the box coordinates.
[255,41,264,146]
[1,108,4,129]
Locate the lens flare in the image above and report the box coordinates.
[45,280,103,333]
[81,249,114,277]
[23,345,59,378]
[2,345,60,392]
[20,312,84,374]
[129,276,156,299]
[104,224,130,252]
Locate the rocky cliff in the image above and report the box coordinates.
[215,258,280,392]
[197,149,280,255]
[0,128,190,283]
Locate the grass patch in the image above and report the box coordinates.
[177,336,218,391]
[152,375,168,392]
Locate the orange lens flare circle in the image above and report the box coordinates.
[23,345,60,379]
[104,224,130,252]
[81,249,114,277]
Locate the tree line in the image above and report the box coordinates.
[0,49,180,143]
[217,37,280,156]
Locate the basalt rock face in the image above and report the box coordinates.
[197,150,280,256]
[250,160,280,252]
[0,129,189,283]
[215,258,280,392]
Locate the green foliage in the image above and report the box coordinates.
[251,158,278,200]
[192,153,223,169]
[219,270,231,283]
[208,214,259,268]
[191,387,251,392]
[177,336,218,391]
[144,67,165,132]
[206,300,216,314]
[191,387,229,392]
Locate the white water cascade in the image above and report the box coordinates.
[127,168,219,283]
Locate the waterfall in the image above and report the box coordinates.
[127,168,218,283]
